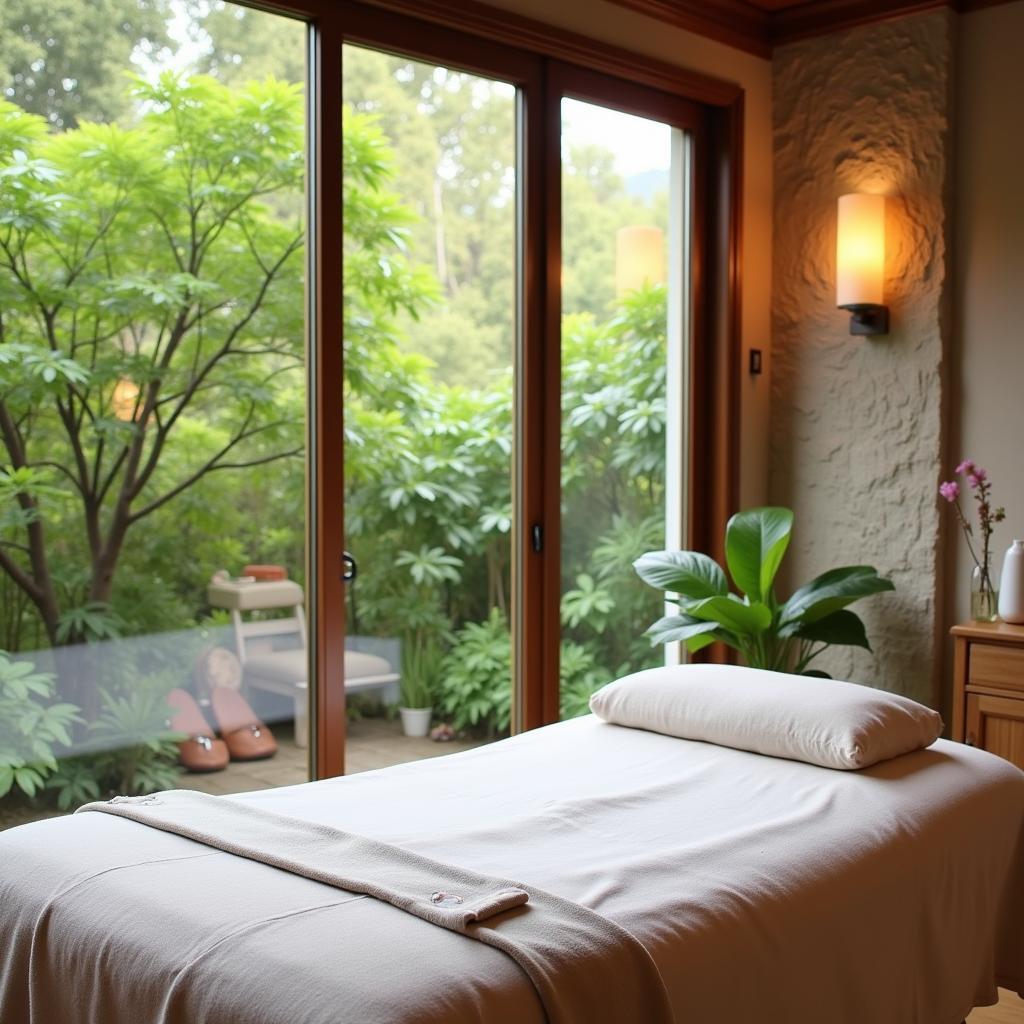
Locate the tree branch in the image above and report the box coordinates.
[127,230,302,502]
[0,544,42,605]
[128,431,302,526]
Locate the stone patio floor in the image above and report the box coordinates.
[185,715,486,796]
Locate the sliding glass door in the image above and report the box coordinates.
[545,64,702,721]
[340,44,518,768]
[328,13,730,775]
[558,96,690,718]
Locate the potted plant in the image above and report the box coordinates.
[633,506,894,676]
[398,636,441,737]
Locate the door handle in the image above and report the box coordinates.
[342,550,358,582]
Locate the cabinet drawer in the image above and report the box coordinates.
[969,642,1024,693]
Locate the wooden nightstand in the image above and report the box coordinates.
[952,621,1024,770]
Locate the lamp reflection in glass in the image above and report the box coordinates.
[615,225,665,297]
[112,378,141,422]
[836,193,888,335]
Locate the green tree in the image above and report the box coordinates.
[182,1,307,87]
[342,49,517,386]
[0,0,174,129]
[0,74,306,649]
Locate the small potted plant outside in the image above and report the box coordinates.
[398,636,441,738]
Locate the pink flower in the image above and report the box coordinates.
[939,481,960,502]
[956,459,976,476]
[968,467,988,489]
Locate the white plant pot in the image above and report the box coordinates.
[399,706,432,738]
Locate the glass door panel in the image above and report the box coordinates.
[559,98,689,718]
[341,45,517,770]
[0,1,309,830]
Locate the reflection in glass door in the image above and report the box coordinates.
[559,98,688,718]
[341,45,517,770]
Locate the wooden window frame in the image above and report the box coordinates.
[260,0,742,774]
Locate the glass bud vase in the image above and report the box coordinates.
[971,564,999,622]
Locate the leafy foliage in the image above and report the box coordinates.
[438,610,512,735]
[635,507,895,675]
[0,653,80,798]
[87,688,182,794]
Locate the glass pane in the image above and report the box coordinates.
[0,2,308,831]
[559,98,686,719]
[341,46,516,769]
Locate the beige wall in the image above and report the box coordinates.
[769,12,957,705]
[951,2,1024,638]
[482,0,774,509]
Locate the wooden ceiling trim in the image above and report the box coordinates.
[606,0,1019,53]
[353,0,744,104]
[771,0,950,44]
[599,0,772,57]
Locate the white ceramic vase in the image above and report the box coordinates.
[399,706,432,738]
[998,540,1024,624]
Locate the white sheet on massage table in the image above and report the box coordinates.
[3,714,1024,1024]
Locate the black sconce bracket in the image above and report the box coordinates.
[839,303,889,336]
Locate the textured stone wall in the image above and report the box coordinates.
[770,12,956,704]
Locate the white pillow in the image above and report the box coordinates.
[588,663,943,770]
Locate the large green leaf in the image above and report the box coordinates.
[686,595,772,636]
[724,507,793,602]
[633,550,728,600]
[781,566,894,625]
[790,609,871,650]
[644,614,722,646]
[685,633,720,654]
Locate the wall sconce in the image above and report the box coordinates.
[615,225,665,297]
[836,193,888,336]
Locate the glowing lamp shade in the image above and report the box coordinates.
[112,378,140,422]
[615,225,665,297]
[836,194,888,334]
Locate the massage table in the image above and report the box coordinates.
[2,712,1023,1023]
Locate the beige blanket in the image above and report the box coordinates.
[75,789,672,1024]
[3,715,1024,1023]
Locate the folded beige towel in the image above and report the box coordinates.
[79,790,673,1024]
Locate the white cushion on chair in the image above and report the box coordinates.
[208,579,305,611]
[245,649,307,685]
[344,650,395,682]
[244,649,395,687]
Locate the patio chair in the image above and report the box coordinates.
[207,577,399,748]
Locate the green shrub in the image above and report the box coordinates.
[0,652,80,799]
[438,609,512,736]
